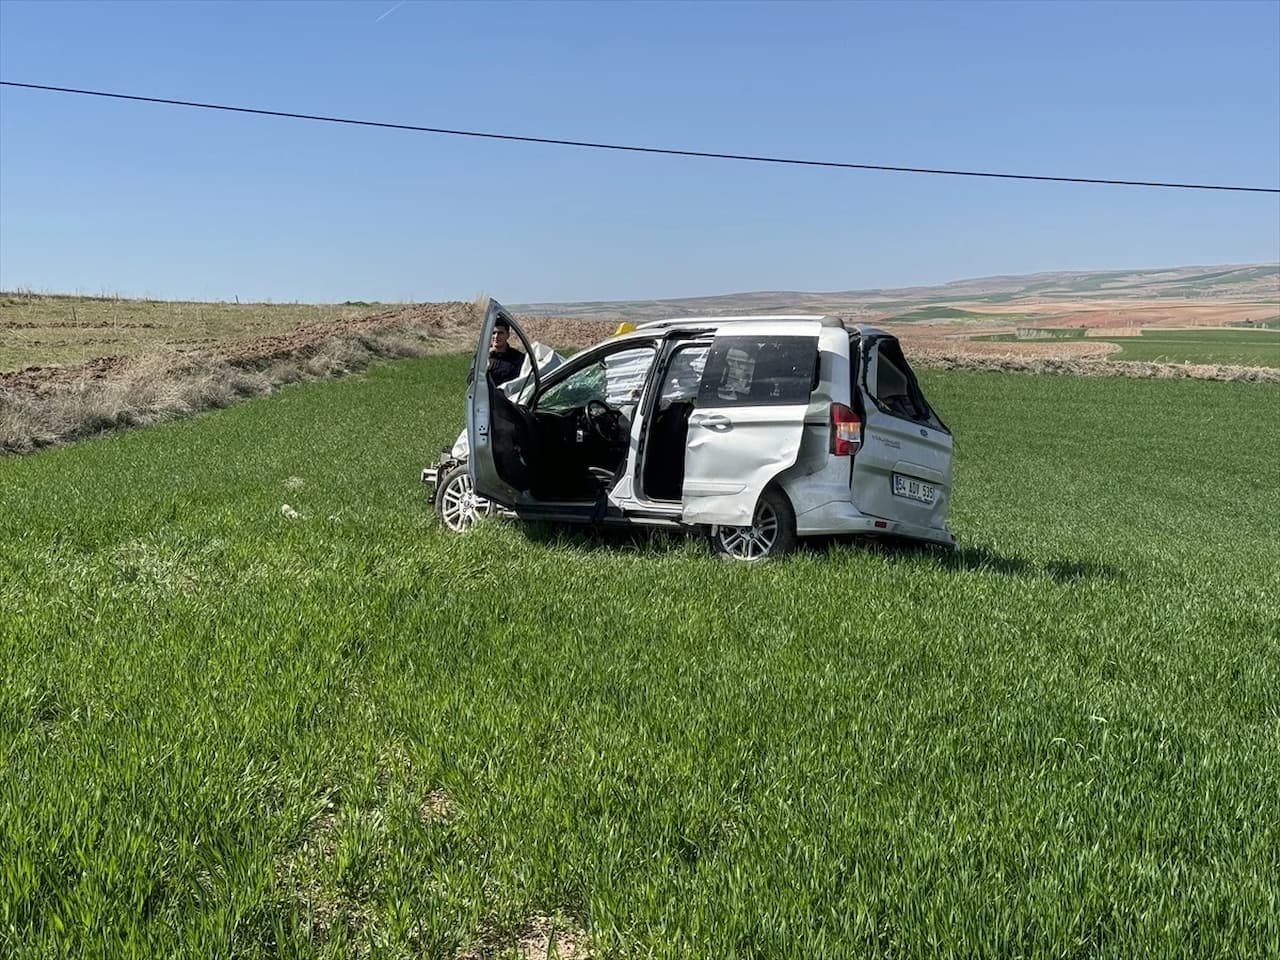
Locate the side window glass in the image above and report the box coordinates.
[602,347,657,407]
[659,345,710,404]
[697,336,817,407]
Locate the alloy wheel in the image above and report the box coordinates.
[714,499,780,560]
[439,471,489,532]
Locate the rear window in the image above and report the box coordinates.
[865,337,947,431]
[697,335,818,407]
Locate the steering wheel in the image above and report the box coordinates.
[584,399,622,442]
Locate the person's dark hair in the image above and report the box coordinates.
[493,318,511,332]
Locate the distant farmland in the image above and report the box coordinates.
[3,353,1277,957]
[1108,327,1280,366]
[971,326,1280,367]
[510,262,1280,325]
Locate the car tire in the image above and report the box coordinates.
[708,486,797,561]
[434,462,491,533]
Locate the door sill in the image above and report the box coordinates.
[624,499,683,519]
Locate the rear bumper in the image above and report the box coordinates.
[794,499,956,547]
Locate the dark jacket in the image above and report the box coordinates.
[489,346,526,386]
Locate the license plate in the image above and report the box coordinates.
[892,473,937,505]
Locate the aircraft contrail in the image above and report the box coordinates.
[375,1,405,23]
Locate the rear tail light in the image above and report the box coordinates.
[829,402,863,456]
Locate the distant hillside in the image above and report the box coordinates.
[511,263,1280,323]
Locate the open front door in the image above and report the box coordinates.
[466,298,540,508]
[681,321,821,526]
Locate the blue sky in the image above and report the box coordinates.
[1,0,1277,303]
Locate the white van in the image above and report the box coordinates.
[424,298,955,560]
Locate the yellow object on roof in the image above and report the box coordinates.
[612,322,636,336]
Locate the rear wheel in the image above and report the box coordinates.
[709,487,796,561]
[435,463,491,532]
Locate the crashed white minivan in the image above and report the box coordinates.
[423,298,955,560]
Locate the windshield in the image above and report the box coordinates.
[535,345,656,412]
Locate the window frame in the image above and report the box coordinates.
[863,336,949,433]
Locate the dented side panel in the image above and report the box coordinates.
[680,321,821,527]
[682,403,813,525]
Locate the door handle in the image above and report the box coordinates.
[691,413,732,432]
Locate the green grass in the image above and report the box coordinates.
[973,327,1088,342]
[1230,316,1280,330]
[970,327,1280,367]
[883,307,994,322]
[970,291,1024,303]
[2,356,1279,958]
[1107,328,1280,366]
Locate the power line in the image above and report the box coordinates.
[3,79,1278,195]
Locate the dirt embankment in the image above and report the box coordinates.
[1,302,476,453]
[0,304,612,400]
[0,300,621,454]
[2,302,468,398]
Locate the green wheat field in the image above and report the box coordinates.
[2,354,1278,958]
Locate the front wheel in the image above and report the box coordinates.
[434,463,492,532]
[709,487,796,561]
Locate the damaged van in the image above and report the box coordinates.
[423,298,955,560]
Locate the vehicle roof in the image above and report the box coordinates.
[626,315,891,339]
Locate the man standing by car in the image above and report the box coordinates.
[488,317,525,386]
